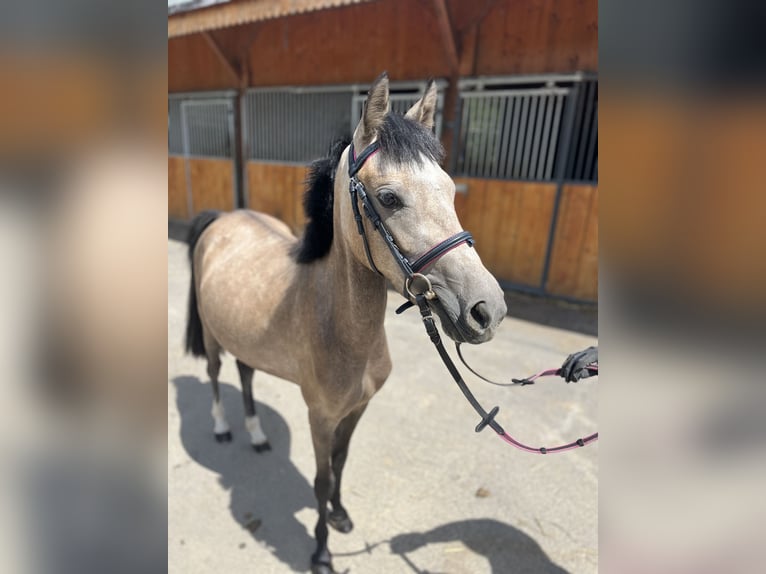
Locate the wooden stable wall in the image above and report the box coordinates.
[168,156,236,219]
[246,162,308,234]
[454,178,557,287]
[239,167,598,300]
[546,184,598,300]
[168,0,598,92]
[168,0,598,300]
[454,179,597,300]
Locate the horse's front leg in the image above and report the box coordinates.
[328,404,367,533]
[308,411,338,574]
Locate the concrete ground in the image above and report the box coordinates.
[168,238,598,574]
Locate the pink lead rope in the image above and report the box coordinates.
[499,364,598,454]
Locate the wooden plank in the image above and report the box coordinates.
[475,179,508,270]
[168,156,189,220]
[432,0,459,73]
[247,0,450,85]
[202,31,241,85]
[474,0,598,75]
[453,179,557,286]
[170,0,597,93]
[495,182,556,286]
[246,162,308,234]
[545,185,598,300]
[169,34,238,92]
[189,157,235,215]
[513,183,557,286]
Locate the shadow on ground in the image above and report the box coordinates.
[388,518,569,574]
[172,376,315,572]
[503,291,597,337]
[173,376,571,574]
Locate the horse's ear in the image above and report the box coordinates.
[354,71,390,148]
[405,79,438,130]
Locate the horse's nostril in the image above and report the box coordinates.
[470,301,491,330]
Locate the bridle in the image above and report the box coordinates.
[347,139,598,454]
[348,140,474,298]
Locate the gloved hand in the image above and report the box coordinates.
[560,346,598,382]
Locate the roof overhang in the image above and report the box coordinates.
[168,0,375,38]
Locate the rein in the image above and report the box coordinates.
[348,140,598,454]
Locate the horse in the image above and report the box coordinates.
[184,72,507,574]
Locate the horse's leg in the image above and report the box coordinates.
[327,404,367,534]
[205,335,231,443]
[236,359,271,453]
[308,411,338,574]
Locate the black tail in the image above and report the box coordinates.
[185,210,220,357]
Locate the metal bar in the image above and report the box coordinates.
[459,88,569,98]
[537,95,553,180]
[180,102,194,217]
[496,96,513,179]
[575,81,596,180]
[170,90,237,99]
[513,96,529,179]
[491,97,505,179]
[565,83,585,179]
[505,96,521,178]
[457,71,597,89]
[539,81,580,292]
[584,113,598,182]
[544,94,564,180]
[529,95,546,180]
[523,96,540,179]
[240,93,249,208]
[247,80,448,95]
[475,97,491,178]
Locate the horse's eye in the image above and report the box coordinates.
[377,190,400,209]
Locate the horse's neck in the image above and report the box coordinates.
[319,230,388,340]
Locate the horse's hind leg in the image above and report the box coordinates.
[328,404,367,534]
[236,359,271,453]
[205,336,231,442]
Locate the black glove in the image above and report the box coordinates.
[560,346,598,382]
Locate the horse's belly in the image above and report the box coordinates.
[196,210,306,383]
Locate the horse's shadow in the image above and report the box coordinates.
[173,377,572,574]
[389,519,570,574]
[171,376,315,572]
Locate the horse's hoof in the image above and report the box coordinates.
[214,431,232,443]
[328,509,354,533]
[252,441,271,453]
[311,551,335,574]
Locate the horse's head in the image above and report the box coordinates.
[338,72,506,344]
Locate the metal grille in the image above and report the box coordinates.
[566,80,598,182]
[245,89,353,163]
[245,81,446,164]
[351,82,446,139]
[168,98,183,154]
[168,94,234,159]
[454,75,597,183]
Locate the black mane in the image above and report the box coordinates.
[293,113,444,264]
[292,137,349,263]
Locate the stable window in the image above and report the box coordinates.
[453,74,597,183]
[243,81,446,164]
[168,92,236,159]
